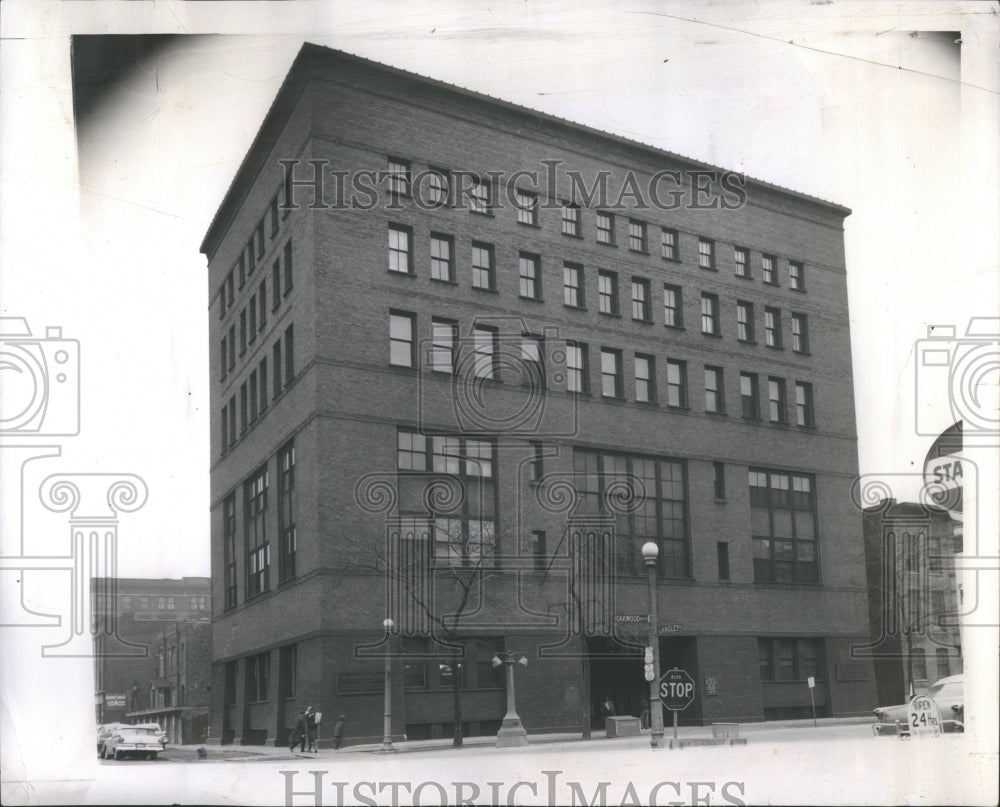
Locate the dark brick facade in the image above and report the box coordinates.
[202,44,876,746]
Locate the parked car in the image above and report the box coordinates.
[96,723,129,757]
[872,673,964,736]
[102,726,163,760]
[132,722,167,749]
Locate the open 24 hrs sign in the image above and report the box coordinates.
[908,695,942,737]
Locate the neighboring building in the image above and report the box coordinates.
[862,500,964,704]
[93,577,211,734]
[202,44,876,747]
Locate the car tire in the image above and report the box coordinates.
[114,750,121,760]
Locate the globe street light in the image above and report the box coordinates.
[492,651,529,747]
[381,617,395,752]
[642,541,665,749]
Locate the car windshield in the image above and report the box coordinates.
[123,728,158,736]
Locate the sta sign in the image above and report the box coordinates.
[659,668,695,711]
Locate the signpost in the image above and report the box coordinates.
[659,668,695,739]
[807,676,817,726]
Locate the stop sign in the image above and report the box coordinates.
[659,668,695,711]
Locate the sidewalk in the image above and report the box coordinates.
[185,715,873,761]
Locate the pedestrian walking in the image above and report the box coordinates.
[331,714,346,749]
[289,710,308,752]
[305,706,319,752]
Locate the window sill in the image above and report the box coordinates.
[664,324,685,331]
[699,266,719,272]
[563,304,588,312]
[666,405,691,412]
[793,349,811,357]
[599,311,621,318]
[701,332,723,339]
[596,241,617,248]
[519,294,545,303]
[472,285,499,294]
[387,270,418,278]
[661,256,681,264]
[632,317,654,325]
[705,410,727,418]
[431,277,458,285]
[735,274,753,280]
[561,231,583,239]
[629,249,649,256]
[766,344,785,351]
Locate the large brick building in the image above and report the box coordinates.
[202,44,876,746]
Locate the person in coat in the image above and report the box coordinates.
[331,715,346,749]
[305,706,318,752]
[289,710,308,752]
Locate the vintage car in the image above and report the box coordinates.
[102,726,163,760]
[132,722,168,749]
[96,722,130,756]
[872,673,964,736]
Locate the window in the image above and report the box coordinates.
[249,369,258,421]
[279,645,297,699]
[138,596,149,610]
[270,194,280,237]
[227,396,236,445]
[628,219,647,252]
[515,190,538,226]
[734,247,749,278]
[935,647,950,678]
[430,318,457,374]
[387,157,411,197]
[762,254,777,285]
[272,339,282,398]
[239,383,248,434]
[717,542,730,580]
[736,301,755,343]
[573,448,689,578]
[563,262,584,308]
[698,238,715,270]
[521,334,545,388]
[430,234,454,282]
[768,377,787,423]
[283,241,293,294]
[226,271,235,307]
[740,372,760,419]
[764,307,782,348]
[704,366,724,413]
[471,242,495,290]
[472,325,498,380]
[596,211,614,245]
[258,358,268,414]
[714,463,726,500]
[426,168,450,207]
[700,293,720,335]
[598,270,619,315]
[750,470,819,583]
[220,406,229,452]
[631,278,651,322]
[272,260,281,310]
[245,466,269,597]
[600,348,623,399]
[469,176,490,214]
[219,283,227,319]
[191,595,208,611]
[566,342,588,393]
[397,430,427,471]
[284,324,294,384]
[247,242,255,278]
[561,203,581,236]
[227,325,236,370]
[528,441,544,482]
[518,252,541,299]
[259,280,267,330]
[531,531,547,571]
[388,224,413,274]
[220,336,228,381]
[663,284,683,328]
[634,354,655,403]
[912,648,927,680]
[248,297,257,344]
[256,221,265,258]
[660,228,678,260]
[789,261,804,290]
[239,308,247,355]
[666,360,687,408]
[278,441,296,581]
[238,253,246,289]
[390,311,416,367]
[247,652,270,702]
[795,382,815,427]
[791,314,809,353]
[758,638,824,681]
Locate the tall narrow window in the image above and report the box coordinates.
[531,531,547,571]
[600,349,623,399]
[714,463,726,500]
[740,372,760,419]
[387,157,411,197]
[563,262,584,308]
[430,234,454,282]
[389,312,415,367]
[220,336,228,381]
[596,211,614,245]
[598,270,618,315]
[764,307,782,348]
[518,252,541,299]
[239,308,247,355]
[734,247,749,278]
[258,358,267,413]
[272,339,282,398]
[768,377,787,423]
[249,369,258,422]
[789,261,805,290]
[521,334,545,388]
[473,325,498,380]
[791,314,809,353]
[562,203,581,236]
[388,224,413,274]
[431,318,457,374]
[635,354,654,403]
[631,278,651,322]
[666,360,687,408]
[248,296,257,344]
[698,238,715,269]
[283,241,293,294]
[664,284,683,328]
[469,176,490,214]
[566,342,588,393]
[259,280,267,330]
[717,541,730,580]
[278,442,296,581]
[515,190,538,226]
[628,219,647,252]
[284,324,294,383]
[427,168,450,207]
[660,228,678,260]
[223,493,237,608]
[736,301,755,343]
[239,382,248,434]
[272,260,281,310]
[245,466,269,598]
[762,254,777,284]
[795,382,815,427]
[471,242,495,290]
[704,366,724,413]
[701,293,720,335]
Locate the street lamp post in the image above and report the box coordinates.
[642,541,665,749]
[492,652,529,747]
[380,618,395,753]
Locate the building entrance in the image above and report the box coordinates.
[587,637,645,729]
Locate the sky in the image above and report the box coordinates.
[1,1,997,583]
